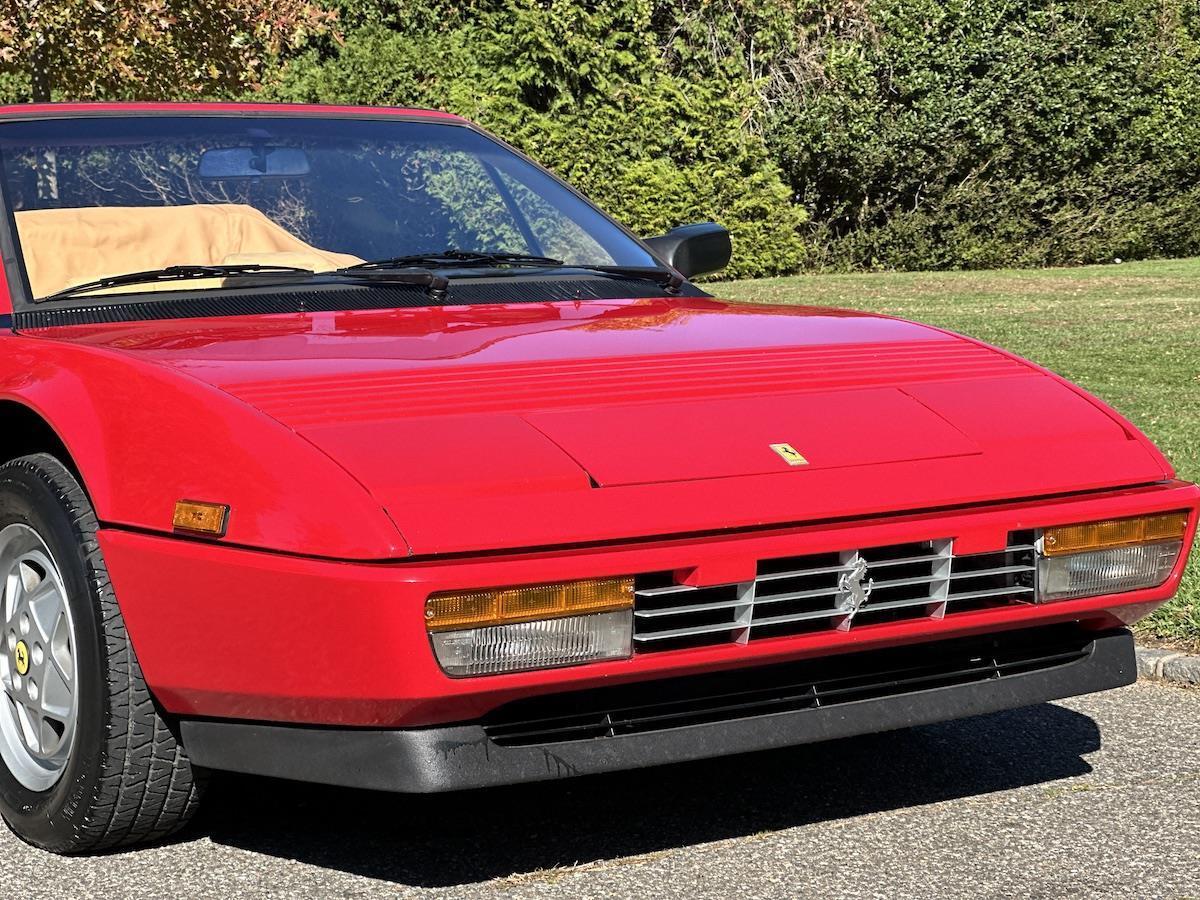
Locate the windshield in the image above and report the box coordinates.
[0,115,657,301]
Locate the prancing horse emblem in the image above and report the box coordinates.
[837,557,874,621]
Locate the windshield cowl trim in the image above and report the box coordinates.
[11,276,709,330]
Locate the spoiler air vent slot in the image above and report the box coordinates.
[484,623,1093,745]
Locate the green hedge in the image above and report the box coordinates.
[763,0,1200,270]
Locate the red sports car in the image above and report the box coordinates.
[0,103,1194,853]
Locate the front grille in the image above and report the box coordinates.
[482,623,1093,746]
[634,531,1037,652]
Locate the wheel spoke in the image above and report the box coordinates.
[40,655,72,719]
[51,612,73,685]
[2,570,22,625]
[1,691,18,734]
[13,699,40,753]
[2,693,25,749]
[25,569,62,643]
[39,714,65,756]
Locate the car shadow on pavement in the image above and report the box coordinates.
[194,702,1100,888]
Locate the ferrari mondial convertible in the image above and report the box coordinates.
[0,103,1194,853]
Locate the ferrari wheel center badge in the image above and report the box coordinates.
[13,640,30,676]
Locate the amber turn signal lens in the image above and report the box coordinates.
[426,577,634,632]
[172,500,229,536]
[1042,511,1188,557]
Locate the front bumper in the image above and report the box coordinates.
[178,625,1135,792]
[98,480,1197,728]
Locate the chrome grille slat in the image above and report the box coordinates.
[865,573,943,590]
[754,563,857,581]
[869,553,950,568]
[850,595,949,613]
[634,621,743,642]
[634,532,1037,651]
[635,599,746,618]
[946,585,1035,601]
[852,565,1033,593]
[635,584,699,598]
[753,594,944,627]
[752,607,845,628]
[951,564,1033,579]
[755,551,948,582]
[752,586,842,604]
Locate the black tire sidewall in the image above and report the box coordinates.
[0,459,111,851]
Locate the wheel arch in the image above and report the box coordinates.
[0,398,88,496]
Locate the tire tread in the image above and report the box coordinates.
[2,454,204,852]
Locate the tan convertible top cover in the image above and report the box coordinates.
[15,203,363,298]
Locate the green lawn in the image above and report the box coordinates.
[718,258,1200,651]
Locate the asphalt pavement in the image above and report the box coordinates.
[3,679,1198,899]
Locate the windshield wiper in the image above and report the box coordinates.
[341,250,565,272]
[564,264,685,294]
[342,250,686,293]
[39,264,316,303]
[40,262,453,304]
[40,254,682,306]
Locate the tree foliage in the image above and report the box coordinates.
[0,0,333,102]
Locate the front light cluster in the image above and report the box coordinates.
[425,512,1192,676]
[425,577,634,676]
[1036,511,1188,602]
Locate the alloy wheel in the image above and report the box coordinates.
[0,523,77,792]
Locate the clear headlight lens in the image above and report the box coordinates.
[1038,540,1182,602]
[1037,512,1188,602]
[430,611,632,677]
[426,577,634,676]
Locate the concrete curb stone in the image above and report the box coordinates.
[1135,645,1200,686]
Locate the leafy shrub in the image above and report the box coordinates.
[760,0,1200,269]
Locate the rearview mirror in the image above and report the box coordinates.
[198,146,311,179]
[643,222,732,279]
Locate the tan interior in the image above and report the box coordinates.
[15,204,364,298]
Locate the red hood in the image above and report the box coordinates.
[34,296,1170,556]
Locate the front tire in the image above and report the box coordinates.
[0,454,204,853]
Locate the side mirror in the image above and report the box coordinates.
[643,222,732,279]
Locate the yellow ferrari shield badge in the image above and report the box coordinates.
[769,443,808,466]
[13,640,30,676]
